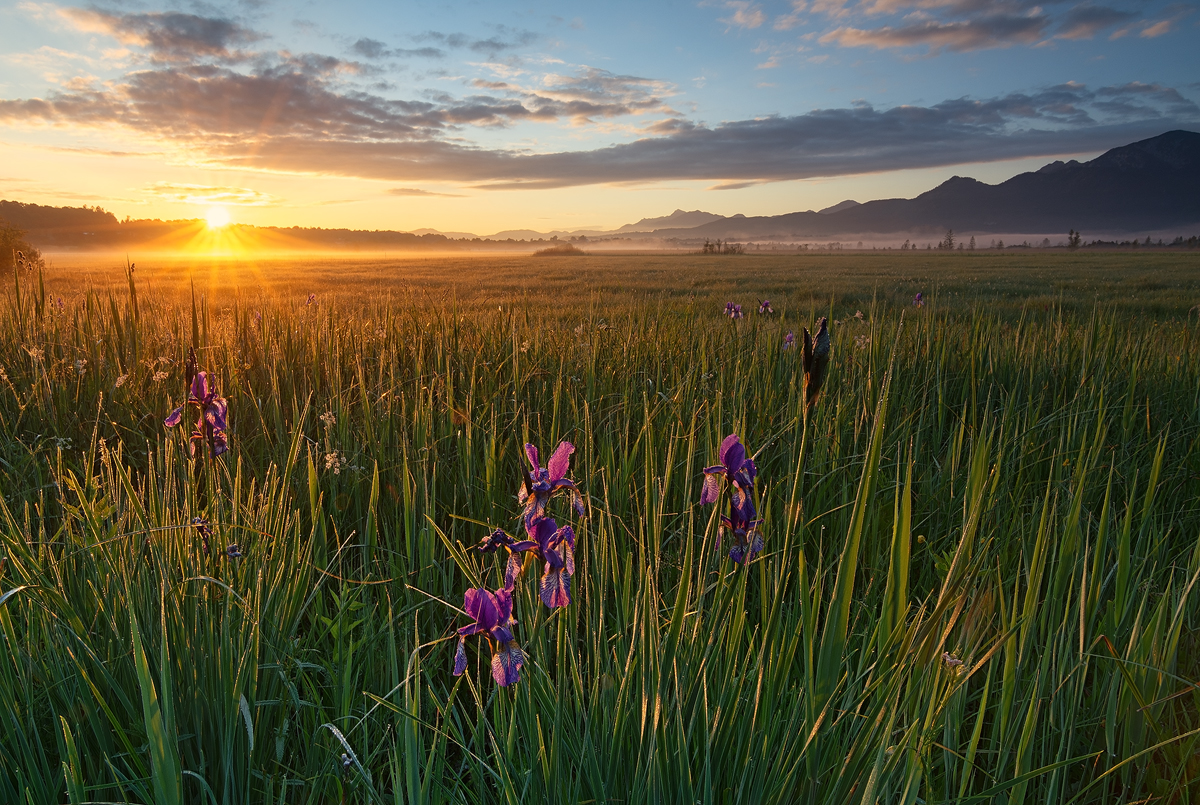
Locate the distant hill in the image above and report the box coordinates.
[0,201,120,248]
[657,130,1200,240]
[615,209,726,233]
[817,200,860,215]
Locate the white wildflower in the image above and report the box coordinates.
[115,374,129,388]
[324,451,347,474]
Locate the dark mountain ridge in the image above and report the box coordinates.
[654,130,1200,240]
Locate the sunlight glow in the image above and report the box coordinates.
[205,206,231,229]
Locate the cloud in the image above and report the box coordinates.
[821,14,1049,52]
[1093,82,1200,119]
[1056,5,1137,39]
[144,183,278,206]
[1137,5,1194,37]
[719,1,767,29]
[415,27,538,56]
[351,38,447,60]
[12,78,1187,190]
[351,38,389,59]
[386,187,466,197]
[709,180,768,190]
[60,8,262,63]
[774,1,810,30]
[770,0,1173,53]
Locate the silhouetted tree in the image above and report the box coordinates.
[1,220,44,272]
[1068,229,1082,249]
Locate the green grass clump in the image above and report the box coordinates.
[1,253,1199,803]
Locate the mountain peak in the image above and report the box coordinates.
[818,199,861,215]
[616,209,727,232]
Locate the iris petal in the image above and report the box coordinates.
[540,567,571,609]
[453,637,467,676]
[164,406,185,428]
[722,438,746,472]
[491,642,524,687]
[190,372,209,401]
[718,434,742,468]
[561,539,575,577]
[547,441,574,483]
[504,552,523,590]
[463,588,483,620]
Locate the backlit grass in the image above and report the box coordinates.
[1,252,1199,803]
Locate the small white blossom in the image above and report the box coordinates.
[114,374,129,388]
[324,451,347,474]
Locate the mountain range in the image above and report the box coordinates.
[3,130,1197,249]
[649,129,1200,242]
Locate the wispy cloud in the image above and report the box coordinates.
[414,26,538,56]
[351,38,445,60]
[386,187,466,197]
[715,0,1177,53]
[144,183,279,206]
[1056,5,1138,40]
[719,1,767,29]
[821,15,1049,53]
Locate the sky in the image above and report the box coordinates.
[0,0,1197,235]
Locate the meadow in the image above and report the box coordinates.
[1,250,1199,804]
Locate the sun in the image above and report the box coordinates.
[205,206,231,229]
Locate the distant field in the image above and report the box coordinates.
[2,250,1199,803]
[41,249,1200,317]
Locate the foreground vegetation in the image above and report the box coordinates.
[1,252,1199,803]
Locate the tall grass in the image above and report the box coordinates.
[1,256,1198,803]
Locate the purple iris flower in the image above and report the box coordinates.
[784,331,795,349]
[479,521,576,608]
[700,434,764,563]
[164,352,229,457]
[452,585,524,686]
[913,292,924,307]
[700,434,757,516]
[724,301,735,316]
[519,441,585,527]
[759,299,773,315]
[721,504,764,565]
[307,293,316,305]
[730,304,744,319]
